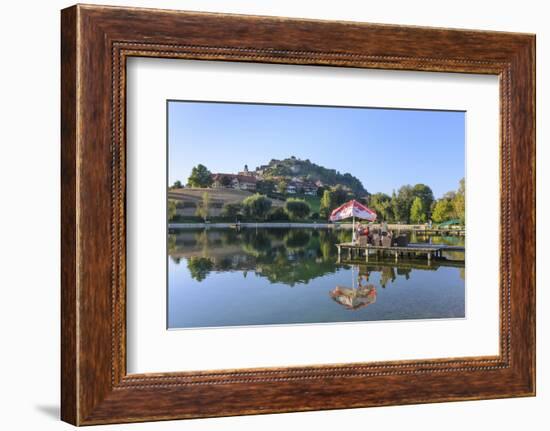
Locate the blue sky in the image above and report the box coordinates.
[168,101,464,198]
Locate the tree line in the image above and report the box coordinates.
[365,179,465,224]
[171,163,465,225]
[221,194,312,221]
[169,192,314,223]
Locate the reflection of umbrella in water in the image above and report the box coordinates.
[330,266,377,310]
[330,285,377,310]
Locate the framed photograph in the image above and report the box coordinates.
[61,4,535,425]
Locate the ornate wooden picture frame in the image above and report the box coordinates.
[61,4,535,425]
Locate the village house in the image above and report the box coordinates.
[285,178,318,195]
[211,173,257,192]
[255,164,269,176]
[237,164,261,179]
[286,183,298,194]
[302,180,318,196]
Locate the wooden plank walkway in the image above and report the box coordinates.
[336,242,465,263]
[414,229,466,236]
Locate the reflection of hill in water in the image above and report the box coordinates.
[169,228,464,286]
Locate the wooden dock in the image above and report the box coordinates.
[414,229,466,236]
[336,242,465,263]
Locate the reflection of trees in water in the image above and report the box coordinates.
[195,230,210,247]
[396,267,411,280]
[168,234,176,252]
[444,251,463,261]
[380,266,396,288]
[174,228,340,284]
[411,232,465,246]
[319,240,332,261]
[169,228,341,259]
[186,257,214,281]
[256,258,337,287]
[240,230,273,257]
[317,230,340,261]
[168,229,243,253]
[335,229,352,242]
[171,228,462,286]
[216,256,234,271]
[267,228,288,240]
[284,230,311,249]
[221,229,241,246]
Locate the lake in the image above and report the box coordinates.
[168,227,465,329]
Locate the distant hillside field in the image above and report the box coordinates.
[303,195,321,213]
[168,188,285,207]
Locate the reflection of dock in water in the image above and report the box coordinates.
[336,242,464,264]
[339,256,464,271]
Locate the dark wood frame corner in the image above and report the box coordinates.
[61,4,536,426]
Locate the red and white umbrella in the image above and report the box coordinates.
[329,200,377,222]
[329,200,377,243]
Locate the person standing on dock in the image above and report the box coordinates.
[363,225,370,238]
[355,223,363,242]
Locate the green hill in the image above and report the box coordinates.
[257,156,367,196]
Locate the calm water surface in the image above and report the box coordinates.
[168,228,465,329]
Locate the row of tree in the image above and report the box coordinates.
[366,179,465,224]
[225,194,313,221]
[169,192,313,222]
[186,164,213,188]
[319,185,351,219]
